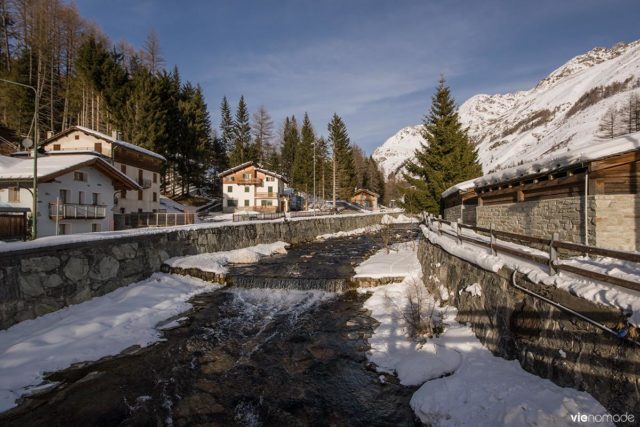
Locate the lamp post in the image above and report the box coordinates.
[313,138,316,215]
[0,78,39,239]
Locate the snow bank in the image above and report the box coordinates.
[316,224,383,240]
[360,244,612,426]
[0,273,220,412]
[381,213,418,224]
[461,282,482,297]
[164,241,289,274]
[354,242,420,279]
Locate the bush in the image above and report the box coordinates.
[402,278,444,343]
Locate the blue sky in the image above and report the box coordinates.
[76,0,640,154]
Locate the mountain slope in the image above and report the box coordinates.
[374,40,640,178]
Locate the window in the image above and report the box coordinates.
[58,223,68,235]
[53,144,60,151]
[120,190,126,199]
[74,135,79,140]
[227,199,237,207]
[229,176,235,182]
[92,223,101,232]
[138,169,143,182]
[261,200,273,206]
[73,171,87,182]
[120,164,127,174]
[94,142,102,153]
[244,186,250,193]
[268,186,273,194]
[243,173,252,180]
[244,200,250,207]
[8,187,19,202]
[227,186,233,193]
[153,192,157,202]
[78,191,85,205]
[266,176,274,182]
[153,173,157,183]
[59,189,69,203]
[92,193,99,205]
[138,190,143,201]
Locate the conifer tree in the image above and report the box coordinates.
[219,96,234,166]
[251,105,273,164]
[402,77,482,214]
[328,113,356,204]
[315,136,330,201]
[292,112,315,193]
[280,115,299,181]
[229,95,251,166]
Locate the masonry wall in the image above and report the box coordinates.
[593,194,640,251]
[0,213,388,330]
[418,238,639,420]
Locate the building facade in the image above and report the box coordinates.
[41,126,165,213]
[219,162,288,213]
[351,189,379,210]
[0,154,139,237]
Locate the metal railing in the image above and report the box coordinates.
[49,202,107,219]
[115,212,195,229]
[426,214,640,292]
[137,178,152,189]
[232,212,285,222]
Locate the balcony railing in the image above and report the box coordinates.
[255,191,278,199]
[237,178,263,185]
[137,178,152,189]
[49,202,107,219]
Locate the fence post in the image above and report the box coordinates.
[490,223,497,256]
[456,222,462,245]
[549,232,559,275]
[437,218,442,236]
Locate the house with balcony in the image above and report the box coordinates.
[0,154,139,238]
[40,126,165,213]
[219,161,288,213]
[351,188,379,210]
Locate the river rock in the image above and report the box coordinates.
[63,257,89,281]
[21,256,60,273]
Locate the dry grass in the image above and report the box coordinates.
[402,277,444,343]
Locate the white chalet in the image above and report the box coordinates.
[219,162,288,213]
[0,154,139,237]
[41,126,166,213]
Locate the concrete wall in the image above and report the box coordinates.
[418,238,639,419]
[0,213,388,330]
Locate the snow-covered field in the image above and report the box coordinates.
[360,244,612,426]
[0,273,220,412]
[422,222,640,326]
[165,241,289,274]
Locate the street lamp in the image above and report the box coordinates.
[0,78,39,239]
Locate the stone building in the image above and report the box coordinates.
[441,132,640,251]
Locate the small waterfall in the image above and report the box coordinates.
[227,275,350,292]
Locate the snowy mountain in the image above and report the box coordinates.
[374,40,640,178]
[372,125,426,178]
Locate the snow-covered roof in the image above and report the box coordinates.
[42,126,166,162]
[219,161,288,183]
[0,154,140,189]
[353,188,380,197]
[442,131,640,197]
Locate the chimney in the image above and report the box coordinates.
[111,130,121,140]
[46,130,54,139]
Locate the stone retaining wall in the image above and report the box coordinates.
[418,238,639,421]
[0,214,388,330]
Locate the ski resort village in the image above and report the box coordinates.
[1,1,640,426]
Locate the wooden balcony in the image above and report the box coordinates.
[137,178,152,189]
[237,178,262,185]
[49,202,107,219]
[255,191,278,199]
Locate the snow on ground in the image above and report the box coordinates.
[164,242,289,274]
[423,222,640,326]
[0,273,221,412]
[360,244,612,426]
[316,224,383,240]
[380,213,418,224]
[354,241,420,279]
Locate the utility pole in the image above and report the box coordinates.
[313,139,316,215]
[332,142,336,211]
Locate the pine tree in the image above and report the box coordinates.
[292,112,315,193]
[402,77,482,214]
[328,113,356,204]
[251,105,273,164]
[229,95,251,166]
[315,136,330,201]
[219,96,234,167]
[280,115,299,181]
[365,156,385,200]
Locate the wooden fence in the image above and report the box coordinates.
[0,213,27,241]
[426,215,640,292]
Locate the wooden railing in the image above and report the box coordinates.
[255,191,278,198]
[237,178,262,185]
[49,202,107,219]
[425,215,640,292]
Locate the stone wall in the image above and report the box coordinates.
[593,194,640,251]
[0,213,388,330]
[475,196,595,244]
[418,238,639,420]
[444,205,476,225]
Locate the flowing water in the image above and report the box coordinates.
[0,227,421,427]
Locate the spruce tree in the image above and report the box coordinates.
[219,96,234,167]
[402,77,482,214]
[328,114,356,204]
[292,112,315,193]
[280,115,299,181]
[229,95,251,166]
